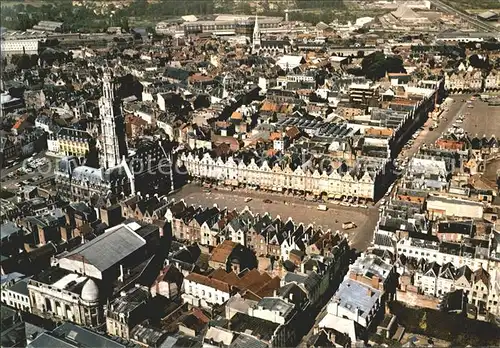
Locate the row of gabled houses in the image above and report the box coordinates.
[179,151,387,200]
[120,195,344,262]
[444,69,500,93]
[414,260,493,306]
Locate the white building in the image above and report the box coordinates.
[47,137,60,154]
[326,278,382,328]
[182,272,233,308]
[426,194,484,220]
[484,70,500,91]
[180,152,379,200]
[1,38,39,57]
[28,269,103,327]
[1,279,31,312]
[396,237,488,271]
[276,55,305,71]
[415,262,456,297]
[248,297,295,325]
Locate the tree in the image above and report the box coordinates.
[419,311,427,331]
[361,52,405,80]
[119,17,130,32]
[11,54,33,70]
[194,94,210,109]
[469,54,490,70]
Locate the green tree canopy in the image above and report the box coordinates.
[361,52,406,80]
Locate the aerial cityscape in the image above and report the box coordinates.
[1,0,500,347]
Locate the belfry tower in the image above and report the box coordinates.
[98,72,128,169]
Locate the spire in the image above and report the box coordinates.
[252,11,261,54]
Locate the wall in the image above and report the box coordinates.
[1,288,31,312]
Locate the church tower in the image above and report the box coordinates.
[98,72,128,169]
[252,13,261,54]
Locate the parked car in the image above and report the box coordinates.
[317,204,328,211]
[342,221,357,230]
[263,199,272,203]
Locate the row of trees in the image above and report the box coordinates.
[1,0,353,32]
[0,2,111,32]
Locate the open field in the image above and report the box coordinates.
[169,183,380,251]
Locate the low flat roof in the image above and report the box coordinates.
[333,278,381,319]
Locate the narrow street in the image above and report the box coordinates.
[299,95,474,345]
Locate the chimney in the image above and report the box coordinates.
[371,275,380,290]
[367,288,373,297]
[118,264,124,282]
[349,272,357,281]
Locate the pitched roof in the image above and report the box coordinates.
[473,267,490,285]
[210,240,237,264]
[185,272,232,293]
[61,223,146,272]
[391,5,421,20]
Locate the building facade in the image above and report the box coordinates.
[180,152,380,200]
[48,127,92,158]
[28,270,104,328]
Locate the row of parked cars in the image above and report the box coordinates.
[3,156,48,182]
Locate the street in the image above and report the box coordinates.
[397,95,478,162]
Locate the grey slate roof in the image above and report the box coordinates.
[333,279,382,320]
[7,278,29,296]
[28,322,137,348]
[282,272,307,285]
[1,272,25,286]
[256,297,294,319]
[62,224,146,272]
[0,221,21,240]
[230,333,269,348]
